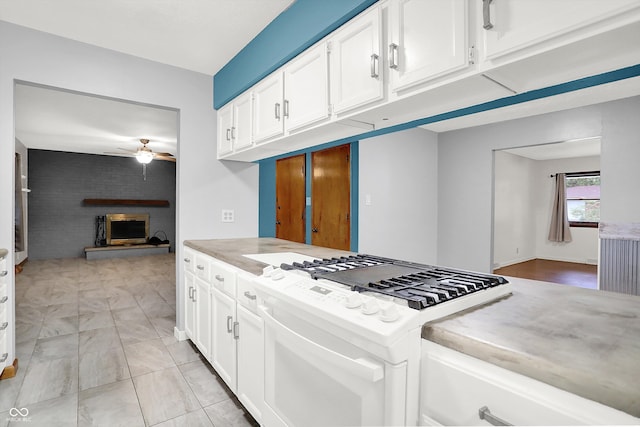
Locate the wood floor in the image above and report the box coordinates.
[493,259,598,289]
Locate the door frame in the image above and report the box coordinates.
[258,141,359,252]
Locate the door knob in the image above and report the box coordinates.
[312,227,318,232]
[276,220,281,225]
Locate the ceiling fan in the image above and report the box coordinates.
[106,138,176,163]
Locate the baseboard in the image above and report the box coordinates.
[0,358,18,380]
[493,256,536,270]
[537,256,598,265]
[174,327,187,341]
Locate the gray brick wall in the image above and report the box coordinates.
[28,149,176,260]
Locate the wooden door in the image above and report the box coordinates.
[276,154,306,243]
[311,144,350,250]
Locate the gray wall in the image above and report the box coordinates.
[28,149,176,259]
[437,96,640,273]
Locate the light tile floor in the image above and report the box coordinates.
[1,254,259,427]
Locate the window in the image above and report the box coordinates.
[565,171,600,227]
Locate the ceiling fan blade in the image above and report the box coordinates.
[154,152,174,157]
[155,154,176,162]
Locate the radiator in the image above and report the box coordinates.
[599,223,640,295]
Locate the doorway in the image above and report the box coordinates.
[492,137,601,287]
[311,144,351,251]
[275,154,306,243]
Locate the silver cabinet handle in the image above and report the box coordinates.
[226,128,231,141]
[389,43,399,69]
[0,322,8,330]
[192,288,196,302]
[275,102,281,120]
[0,296,7,304]
[283,99,289,118]
[0,353,7,363]
[188,286,193,300]
[0,270,7,277]
[370,53,379,78]
[215,274,224,282]
[233,321,240,339]
[231,127,236,140]
[479,406,512,426]
[227,315,233,333]
[183,258,191,263]
[244,291,257,301]
[196,264,204,271]
[482,0,494,30]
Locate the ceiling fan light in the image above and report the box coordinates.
[136,150,154,164]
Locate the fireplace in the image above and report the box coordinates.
[105,213,149,245]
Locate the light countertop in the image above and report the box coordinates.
[183,238,640,418]
[422,276,640,418]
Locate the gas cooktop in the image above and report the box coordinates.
[280,254,509,310]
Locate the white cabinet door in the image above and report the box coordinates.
[389,0,468,93]
[217,103,234,156]
[481,0,640,61]
[193,277,212,359]
[211,286,237,392]
[184,271,196,340]
[284,42,329,132]
[330,4,383,115]
[253,72,284,143]
[236,304,264,423]
[233,91,253,150]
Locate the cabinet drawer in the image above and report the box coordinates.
[183,247,197,273]
[236,273,259,313]
[194,253,212,281]
[210,260,237,298]
[421,341,638,426]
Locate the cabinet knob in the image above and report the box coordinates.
[184,258,191,263]
[370,53,379,78]
[244,291,257,301]
[215,274,224,282]
[197,265,205,271]
[482,0,494,30]
[389,43,399,69]
[312,227,318,233]
[478,406,512,426]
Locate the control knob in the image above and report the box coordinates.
[361,298,380,315]
[380,303,401,322]
[344,292,362,309]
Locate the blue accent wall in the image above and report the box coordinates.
[213,0,378,109]
[258,141,359,252]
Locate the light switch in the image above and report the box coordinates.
[306,197,311,206]
[222,209,234,223]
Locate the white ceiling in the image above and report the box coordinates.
[2,0,293,158]
[501,137,601,161]
[0,0,294,76]
[15,83,179,158]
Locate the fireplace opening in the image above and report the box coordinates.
[105,213,149,245]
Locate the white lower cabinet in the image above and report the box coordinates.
[211,286,237,390]
[182,247,263,424]
[421,341,638,426]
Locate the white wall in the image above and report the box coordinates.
[534,156,600,264]
[437,97,639,273]
[0,22,259,364]
[493,151,537,268]
[359,127,438,264]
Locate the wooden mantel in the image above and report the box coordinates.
[83,199,170,207]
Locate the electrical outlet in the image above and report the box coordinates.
[222,209,234,223]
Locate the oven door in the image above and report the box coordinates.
[259,304,408,427]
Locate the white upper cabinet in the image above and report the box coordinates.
[217,91,254,156]
[480,0,640,62]
[253,72,285,143]
[329,5,383,115]
[283,42,330,132]
[217,103,234,156]
[388,0,469,93]
[232,91,253,151]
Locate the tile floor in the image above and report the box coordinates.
[1,253,259,427]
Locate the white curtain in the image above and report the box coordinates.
[548,173,572,242]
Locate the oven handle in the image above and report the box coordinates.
[259,305,384,383]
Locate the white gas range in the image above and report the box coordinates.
[251,253,511,427]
